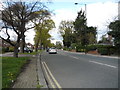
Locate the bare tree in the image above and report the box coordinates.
[0,1,45,57]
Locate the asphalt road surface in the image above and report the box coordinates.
[41,50,118,88]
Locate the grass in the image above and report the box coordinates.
[2,57,29,88]
[19,51,37,55]
[19,50,43,55]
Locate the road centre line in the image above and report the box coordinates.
[89,61,117,68]
[59,53,79,60]
[42,62,56,88]
[69,56,79,59]
[43,62,62,89]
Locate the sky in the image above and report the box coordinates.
[0,0,119,45]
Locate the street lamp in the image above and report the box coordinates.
[75,2,87,54]
[74,3,87,17]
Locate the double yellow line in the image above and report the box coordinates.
[42,61,62,89]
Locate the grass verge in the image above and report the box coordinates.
[2,57,29,88]
[19,50,43,55]
[19,51,37,55]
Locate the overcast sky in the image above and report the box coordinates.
[0,0,119,44]
[42,0,118,44]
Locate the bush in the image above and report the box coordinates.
[76,44,85,52]
[97,48,108,55]
[2,47,9,53]
[71,43,77,49]
[86,45,97,52]
[9,47,14,52]
[63,47,72,51]
[76,44,116,55]
[95,45,115,55]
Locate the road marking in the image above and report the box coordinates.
[42,62,56,88]
[89,61,117,68]
[62,50,118,59]
[70,56,79,59]
[43,62,62,89]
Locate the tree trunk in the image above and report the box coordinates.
[35,43,38,52]
[13,45,19,58]
[20,35,25,53]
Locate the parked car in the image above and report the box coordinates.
[48,47,57,54]
[18,47,33,53]
[24,47,33,53]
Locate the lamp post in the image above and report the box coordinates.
[75,3,87,18]
[118,1,120,20]
[75,2,87,54]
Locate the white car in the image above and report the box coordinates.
[49,47,57,54]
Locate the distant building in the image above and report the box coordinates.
[118,1,120,20]
[26,43,34,49]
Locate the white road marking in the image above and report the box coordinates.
[43,62,62,89]
[62,50,118,59]
[42,62,56,88]
[69,56,79,59]
[89,61,117,68]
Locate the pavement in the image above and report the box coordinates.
[12,57,38,88]
[12,54,48,88]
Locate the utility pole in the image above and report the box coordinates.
[118,1,120,20]
[75,2,87,54]
[75,3,87,25]
[75,3,87,17]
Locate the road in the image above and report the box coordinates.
[41,50,118,88]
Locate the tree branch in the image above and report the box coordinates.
[25,2,38,19]
[0,36,15,46]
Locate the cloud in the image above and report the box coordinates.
[25,29,35,45]
[86,2,118,40]
[0,1,118,44]
[50,1,118,43]
[50,8,77,43]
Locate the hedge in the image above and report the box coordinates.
[76,44,116,55]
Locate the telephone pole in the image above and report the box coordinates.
[118,1,120,20]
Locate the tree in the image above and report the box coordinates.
[0,1,45,57]
[59,20,75,48]
[33,10,55,52]
[87,26,97,44]
[56,41,63,49]
[73,10,88,46]
[74,10,97,46]
[108,20,120,46]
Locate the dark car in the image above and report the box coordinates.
[18,47,33,53]
[24,47,33,53]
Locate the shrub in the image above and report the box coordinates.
[96,45,116,55]
[86,45,97,52]
[97,48,108,55]
[76,44,85,52]
[84,44,116,55]
[9,47,14,52]
[2,47,9,53]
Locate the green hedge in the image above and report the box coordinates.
[86,45,97,52]
[2,47,14,53]
[76,45,85,52]
[63,47,72,51]
[76,44,116,55]
[97,45,116,55]
[9,47,14,52]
